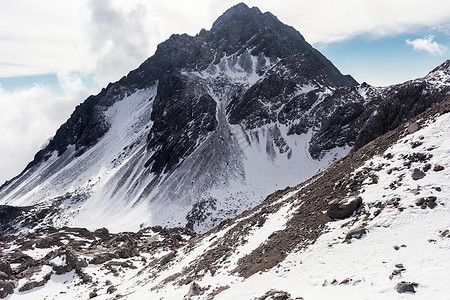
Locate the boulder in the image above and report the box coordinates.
[0,262,12,277]
[395,281,418,293]
[185,282,205,299]
[0,281,15,298]
[433,165,444,172]
[53,250,88,275]
[345,228,367,240]
[411,168,426,180]
[107,285,117,294]
[327,197,362,219]
[407,122,419,134]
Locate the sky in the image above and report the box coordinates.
[0,0,449,184]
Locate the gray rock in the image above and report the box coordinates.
[107,286,117,294]
[19,279,47,292]
[53,250,88,275]
[255,289,293,300]
[411,168,426,180]
[433,165,444,172]
[0,281,15,298]
[89,291,98,298]
[0,263,12,277]
[327,197,362,219]
[395,281,418,293]
[345,227,367,240]
[185,282,205,299]
[407,122,419,134]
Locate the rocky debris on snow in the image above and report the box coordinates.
[0,225,194,298]
[415,196,438,209]
[328,197,362,219]
[395,281,418,294]
[391,264,406,278]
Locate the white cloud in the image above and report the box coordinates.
[406,35,447,55]
[0,78,95,185]
[2,0,450,79]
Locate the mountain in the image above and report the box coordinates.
[0,3,449,235]
[0,95,449,299]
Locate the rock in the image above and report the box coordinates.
[339,278,351,285]
[257,217,266,227]
[407,122,419,134]
[345,228,367,240]
[91,253,118,265]
[160,252,176,266]
[433,165,444,172]
[53,250,88,275]
[411,141,423,149]
[411,168,426,180]
[395,281,418,293]
[185,282,205,299]
[255,289,292,300]
[415,198,425,206]
[94,227,109,236]
[428,196,437,202]
[327,197,362,220]
[107,286,117,294]
[427,201,437,209]
[19,279,47,292]
[89,291,98,298]
[0,272,8,281]
[0,281,15,298]
[105,279,112,285]
[0,262,12,277]
[423,163,431,172]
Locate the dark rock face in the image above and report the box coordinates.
[145,73,218,173]
[354,60,450,150]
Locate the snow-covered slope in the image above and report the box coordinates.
[1,95,449,300]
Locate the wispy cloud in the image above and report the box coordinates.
[406,35,447,55]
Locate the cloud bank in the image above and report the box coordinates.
[0,76,94,184]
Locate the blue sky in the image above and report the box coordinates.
[318,31,449,86]
[0,0,449,184]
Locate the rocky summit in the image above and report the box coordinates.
[0,3,450,298]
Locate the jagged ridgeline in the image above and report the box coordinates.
[0,3,449,234]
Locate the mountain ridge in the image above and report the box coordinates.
[0,5,449,234]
